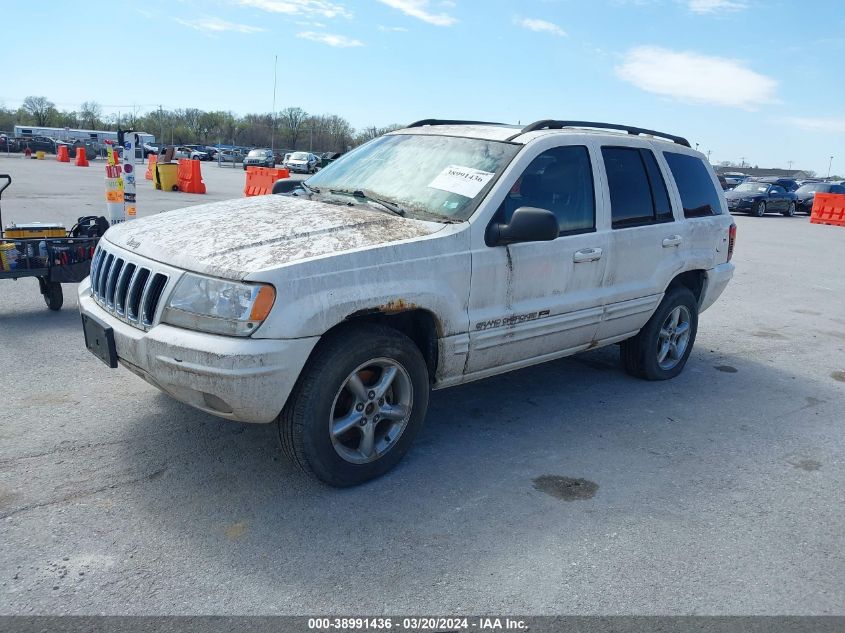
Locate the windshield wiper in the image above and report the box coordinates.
[300,181,319,194]
[329,189,406,217]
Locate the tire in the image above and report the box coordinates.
[620,285,698,381]
[783,202,796,217]
[279,323,430,486]
[43,282,63,311]
[752,200,766,217]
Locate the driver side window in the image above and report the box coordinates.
[496,145,595,235]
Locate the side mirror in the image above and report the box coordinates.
[486,206,559,246]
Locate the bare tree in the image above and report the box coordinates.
[80,101,102,128]
[278,107,309,149]
[21,96,55,126]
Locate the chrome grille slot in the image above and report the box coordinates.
[127,268,150,322]
[142,273,168,326]
[114,263,136,315]
[89,246,170,331]
[105,258,124,307]
[97,253,113,299]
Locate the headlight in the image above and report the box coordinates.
[161,274,275,336]
[742,197,755,202]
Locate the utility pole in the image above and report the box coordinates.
[828,155,834,178]
[740,156,747,168]
[270,55,278,152]
[158,105,164,147]
[706,149,712,163]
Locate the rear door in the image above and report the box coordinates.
[593,142,684,342]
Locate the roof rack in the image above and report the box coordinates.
[407,119,507,128]
[507,120,691,147]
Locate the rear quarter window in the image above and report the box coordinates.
[664,152,724,218]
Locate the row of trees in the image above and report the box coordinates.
[0,96,404,153]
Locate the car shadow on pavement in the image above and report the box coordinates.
[98,341,840,598]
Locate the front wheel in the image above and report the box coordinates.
[279,324,430,486]
[783,201,796,217]
[752,200,766,217]
[620,286,698,380]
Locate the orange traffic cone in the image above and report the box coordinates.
[75,147,89,167]
[57,145,70,162]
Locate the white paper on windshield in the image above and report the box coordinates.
[427,165,495,198]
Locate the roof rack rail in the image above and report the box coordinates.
[407,119,506,128]
[507,120,691,147]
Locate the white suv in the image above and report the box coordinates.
[79,119,736,486]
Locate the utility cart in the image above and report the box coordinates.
[0,174,105,310]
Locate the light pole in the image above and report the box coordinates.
[270,55,278,152]
[828,155,834,178]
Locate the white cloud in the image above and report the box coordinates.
[377,25,409,32]
[515,17,567,37]
[297,31,363,47]
[378,0,457,26]
[175,17,265,33]
[237,0,351,19]
[687,0,748,14]
[615,46,777,109]
[780,117,845,134]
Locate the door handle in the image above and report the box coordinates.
[662,235,683,248]
[573,247,603,263]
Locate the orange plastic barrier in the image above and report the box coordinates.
[56,145,70,162]
[74,147,89,167]
[177,159,206,194]
[810,193,845,227]
[145,154,157,180]
[243,167,291,196]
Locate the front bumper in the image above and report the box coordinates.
[700,262,735,313]
[78,278,319,423]
[726,199,753,212]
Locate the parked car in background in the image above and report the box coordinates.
[184,144,215,161]
[722,172,747,188]
[794,182,845,214]
[0,133,20,152]
[17,135,56,153]
[174,146,208,160]
[142,143,159,157]
[749,176,799,192]
[57,139,99,161]
[319,151,344,169]
[243,148,276,170]
[717,174,729,190]
[725,181,797,216]
[217,149,244,163]
[284,151,319,173]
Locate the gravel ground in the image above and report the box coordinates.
[0,155,843,614]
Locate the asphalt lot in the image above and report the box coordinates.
[0,155,843,615]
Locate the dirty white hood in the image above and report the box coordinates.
[104,195,445,280]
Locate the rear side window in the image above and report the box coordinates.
[664,152,724,218]
[601,147,673,228]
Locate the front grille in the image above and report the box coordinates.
[90,246,169,329]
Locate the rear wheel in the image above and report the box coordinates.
[621,286,698,380]
[279,324,430,486]
[752,200,766,217]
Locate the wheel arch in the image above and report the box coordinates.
[667,269,706,307]
[322,306,441,383]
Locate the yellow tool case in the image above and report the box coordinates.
[2,222,67,239]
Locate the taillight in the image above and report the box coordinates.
[727,223,737,262]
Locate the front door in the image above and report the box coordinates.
[466,142,611,376]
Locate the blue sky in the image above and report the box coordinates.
[2,0,843,174]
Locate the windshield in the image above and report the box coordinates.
[796,184,828,194]
[305,133,520,221]
[734,182,769,193]
[291,152,309,160]
[248,149,267,157]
